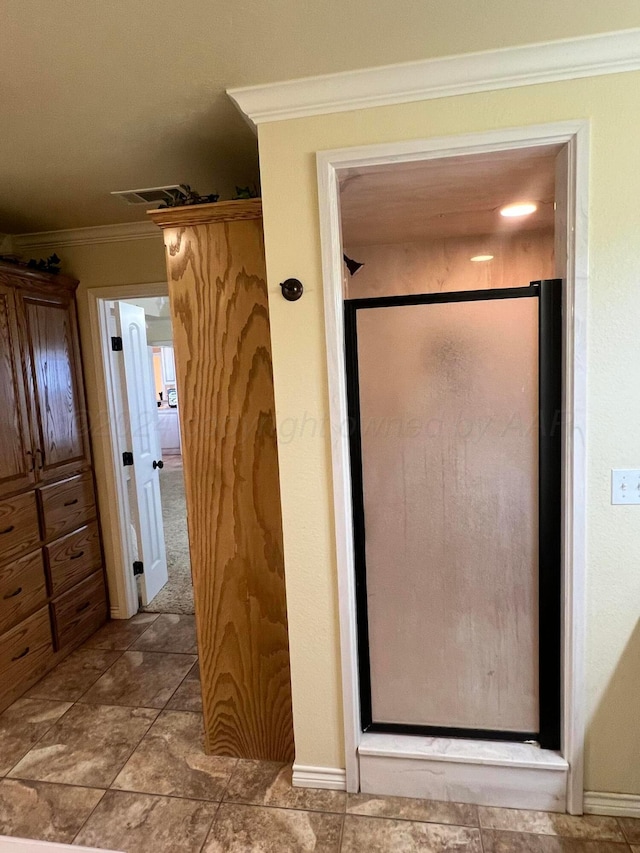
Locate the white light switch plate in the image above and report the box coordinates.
[611,469,640,504]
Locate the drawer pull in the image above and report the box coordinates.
[0,525,15,535]
[76,601,90,614]
[63,498,79,507]
[70,550,85,560]
[3,586,23,599]
[11,646,29,661]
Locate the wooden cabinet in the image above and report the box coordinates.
[0,283,36,498]
[16,287,90,484]
[149,200,294,763]
[0,262,108,711]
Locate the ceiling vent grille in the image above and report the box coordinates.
[111,186,184,205]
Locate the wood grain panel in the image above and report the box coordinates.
[149,198,262,229]
[0,549,47,635]
[46,521,102,597]
[39,471,96,541]
[0,491,40,562]
[340,146,559,245]
[17,289,90,483]
[0,283,36,498]
[52,570,107,651]
[345,229,555,299]
[0,605,54,712]
[155,205,294,761]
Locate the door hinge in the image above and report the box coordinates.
[122,451,134,466]
[111,336,123,351]
[133,561,144,576]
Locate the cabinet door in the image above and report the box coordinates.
[0,282,36,497]
[17,289,90,483]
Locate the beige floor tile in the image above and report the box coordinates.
[481,829,630,853]
[0,697,71,776]
[0,778,104,843]
[347,792,478,826]
[342,814,482,852]
[25,648,121,701]
[203,802,342,852]
[83,612,159,651]
[224,760,346,813]
[132,613,198,654]
[8,703,158,787]
[165,676,203,712]
[186,659,200,680]
[619,818,640,844]
[74,789,217,853]
[112,709,236,800]
[79,650,195,708]
[478,808,625,840]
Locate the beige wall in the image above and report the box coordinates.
[45,236,167,612]
[257,72,640,793]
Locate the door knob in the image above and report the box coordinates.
[153,460,164,470]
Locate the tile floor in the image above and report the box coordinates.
[0,612,638,851]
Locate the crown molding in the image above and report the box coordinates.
[14,219,160,251]
[228,28,640,131]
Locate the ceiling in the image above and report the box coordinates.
[2,2,640,234]
[340,146,560,245]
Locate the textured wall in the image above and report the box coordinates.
[258,72,640,793]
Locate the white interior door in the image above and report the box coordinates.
[115,302,168,605]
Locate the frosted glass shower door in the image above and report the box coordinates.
[346,284,561,742]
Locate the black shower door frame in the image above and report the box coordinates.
[344,280,562,750]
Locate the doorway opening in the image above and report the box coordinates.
[317,121,588,811]
[90,283,194,620]
[117,297,194,615]
[341,145,562,747]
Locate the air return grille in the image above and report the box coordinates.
[111,186,184,205]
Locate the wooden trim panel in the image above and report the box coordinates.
[159,210,294,761]
[52,570,107,651]
[0,607,54,709]
[46,521,102,598]
[148,198,262,228]
[0,550,47,635]
[0,492,40,563]
[39,471,97,542]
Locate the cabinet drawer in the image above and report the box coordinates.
[0,550,47,634]
[0,491,40,563]
[39,471,96,541]
[0,606,54,709]
[52,571,107,651]
[46,521,101,597]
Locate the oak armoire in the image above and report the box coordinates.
[0,260,108,711]
[149,199,294,763]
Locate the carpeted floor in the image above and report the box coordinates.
[143,455,194,614]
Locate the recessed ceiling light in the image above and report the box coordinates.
[500,202,537,218]
[470,254,494,262]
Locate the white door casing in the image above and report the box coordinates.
[115,301,168,605]
[315,120,588,812]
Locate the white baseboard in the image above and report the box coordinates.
[584,791,640,817]
[292,764,347,791]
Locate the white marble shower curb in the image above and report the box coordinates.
[358,733,568,812]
